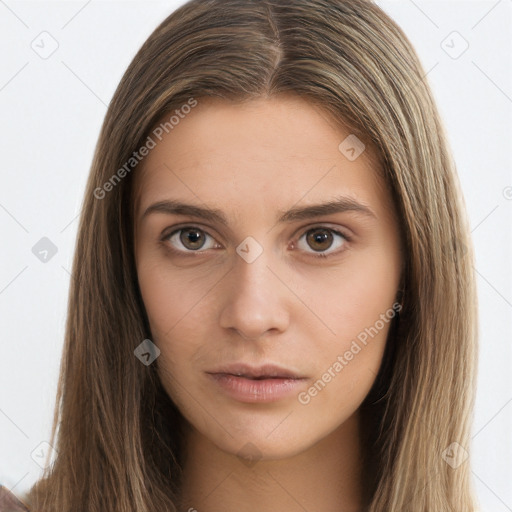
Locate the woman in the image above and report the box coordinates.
[10,0,478,510]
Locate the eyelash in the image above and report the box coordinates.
[160,225,351,260]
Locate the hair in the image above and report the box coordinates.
[22,0,478,510]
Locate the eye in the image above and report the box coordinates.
[163,226,219,253]
[295,227,349,258]
[160,225,350,258]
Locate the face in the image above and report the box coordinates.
[133,95,403,460]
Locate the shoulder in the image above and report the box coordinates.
[0,486,30,512]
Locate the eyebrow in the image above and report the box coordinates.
[141,196,376,226]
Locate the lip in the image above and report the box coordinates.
[207,373,307,403]
[206,363,307,403]
[207,363,305,379]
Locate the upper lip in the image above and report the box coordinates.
[207,363,305,380]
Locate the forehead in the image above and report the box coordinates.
[133,95,391,221]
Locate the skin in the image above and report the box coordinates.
[133,95,403,512]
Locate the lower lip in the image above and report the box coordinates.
[207,373,306,403]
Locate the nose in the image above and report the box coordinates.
[218,247,290,341]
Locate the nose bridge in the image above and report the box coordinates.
[218,235,289,338]
[232,235,278,305]
[235,244,272,293]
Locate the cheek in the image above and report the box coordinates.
[299,315,393,413]
[338,239,401,322]
[300,247,399,400]
[302,250,399,345]
[135,258,215,381]
[137,265,204,402]
[136,251,213,335]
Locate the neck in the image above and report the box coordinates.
[177,410,368,512]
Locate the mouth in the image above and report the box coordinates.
[205,363,307,403]
[229,375,289,380]
[206,363,305,380]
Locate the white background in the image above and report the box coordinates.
[0,1,511,510]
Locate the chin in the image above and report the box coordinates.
[192,410,325,461]
[217,433,313,462]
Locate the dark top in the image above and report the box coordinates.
[0,486,30,512]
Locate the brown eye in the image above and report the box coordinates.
[296,227,349,257]
[164,227,218,253]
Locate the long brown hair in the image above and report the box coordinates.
[24,0,478,510]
